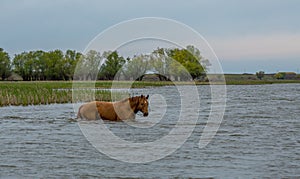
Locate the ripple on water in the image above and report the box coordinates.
[0,84,300,178]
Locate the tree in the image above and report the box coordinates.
[32,50,46,80]
[150,48,171,78]
[0,48,11,80]
[12,51,34,81]
[99,51,125,80]
[74,50,101,80]
[167,46,207,80]
[43,50,64,80]
[13,49,82,81]
[13,52,27,80]
[64,50,82,80]
[8,46,209,81]
[274,72,285,80]
[122,55,149,80]
[256,71,265,80]
[13,50,46,81]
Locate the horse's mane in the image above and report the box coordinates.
[118,96,139,103]
[116,96,139,113]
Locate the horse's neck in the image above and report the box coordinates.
[117,98,135,107]
[116,97,139,113]
[129,97,139,113]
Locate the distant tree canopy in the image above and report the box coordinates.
[98,51,126,80]
[256,71,265,80]
[167,45,208,80]
[0,48,11,80]
[0,45,210,81]
[12,49,82,81]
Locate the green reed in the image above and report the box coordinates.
[0,81,126,107]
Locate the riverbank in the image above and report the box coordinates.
[222,74,300,85]
[0,81,112,107]
[0,77,299,106]
[0,81,180,106]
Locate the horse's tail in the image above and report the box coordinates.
[77,105,83,119]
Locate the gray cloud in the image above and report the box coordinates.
[0,0,299,72]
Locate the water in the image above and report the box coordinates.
[0,84,299,178]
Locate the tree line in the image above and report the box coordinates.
[0,45,209,81]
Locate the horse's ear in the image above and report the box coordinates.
[141,94,144,98]
[146,95,149,99]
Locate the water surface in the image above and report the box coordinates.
[0,84,299,178]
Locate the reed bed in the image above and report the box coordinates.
[0,81,126,107]
[0,80,176,107]
[2,79,296,107]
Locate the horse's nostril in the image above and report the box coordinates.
[144,113,148,117]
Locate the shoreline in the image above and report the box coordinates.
[0,79,299,107]
[1,79,300,85]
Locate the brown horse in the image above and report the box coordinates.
[77,95,149,121]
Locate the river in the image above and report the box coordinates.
[0,84,299,178]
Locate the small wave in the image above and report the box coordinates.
[2,116,24,120]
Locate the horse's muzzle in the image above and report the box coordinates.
[143,112,148,117]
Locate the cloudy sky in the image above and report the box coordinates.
[0,0,299,73]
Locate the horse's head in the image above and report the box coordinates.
[135,95,149,117]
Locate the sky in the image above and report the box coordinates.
[0,0,299,73]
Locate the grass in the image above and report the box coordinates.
[0,80,182,107]
[223,74,300,85]
[0,81,122,107]
[0,76,299,107]
[0,80,178,107]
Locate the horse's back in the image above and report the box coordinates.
[78,99,135,121]
[95,101,131,121]
[96,101,118,121]
[77,101,99,120]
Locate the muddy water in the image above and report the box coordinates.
[0,84,299,178]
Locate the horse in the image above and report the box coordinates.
[77,95,149,121]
